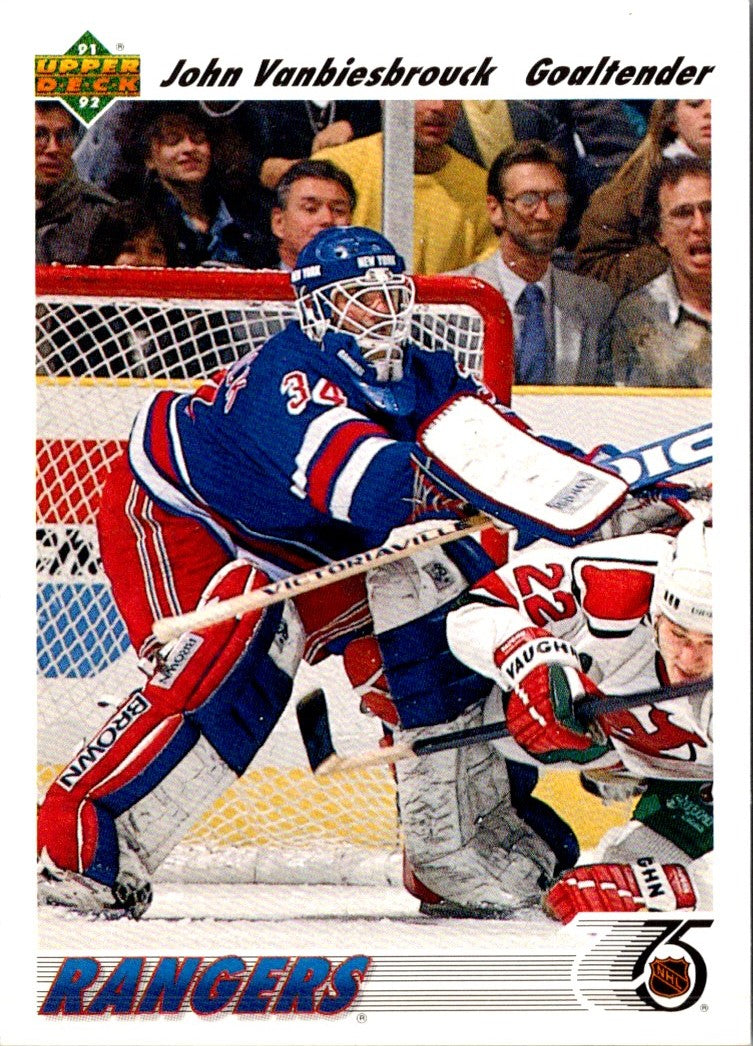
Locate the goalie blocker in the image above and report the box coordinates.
[414,393,629,545]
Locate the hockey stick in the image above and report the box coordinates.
[297,677,712,776]
[151,422,711,645]
[152,513,493,643]
[602,423,711,490]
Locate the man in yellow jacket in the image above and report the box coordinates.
[314,100,497,275]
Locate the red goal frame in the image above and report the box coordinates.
[35,265,513,401]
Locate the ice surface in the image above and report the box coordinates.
[39,882,573,955]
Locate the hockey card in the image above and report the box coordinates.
[6,2,750,1045]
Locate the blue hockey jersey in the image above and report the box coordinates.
[128,322,483,577]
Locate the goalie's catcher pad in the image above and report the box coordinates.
[414,394,628,544]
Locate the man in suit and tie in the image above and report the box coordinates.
[456,140,615,386]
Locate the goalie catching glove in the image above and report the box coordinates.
[496,628,610,764]
[544,860,697,923]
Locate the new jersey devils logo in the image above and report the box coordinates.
[601,706,708,762]
[648,955,691,998]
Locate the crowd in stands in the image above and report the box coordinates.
[35,97,711,387]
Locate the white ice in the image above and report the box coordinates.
[39,882,576,955]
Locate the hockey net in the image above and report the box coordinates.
[36,265,513,885]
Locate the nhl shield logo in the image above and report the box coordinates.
[648,955,691,998]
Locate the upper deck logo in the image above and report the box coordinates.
[35,31,140,124]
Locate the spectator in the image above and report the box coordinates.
[456,141,614,385]
[611,157,711,388]
[575,100,711,299]
[86,201,168,266]
[140,106,271,269]
[662,99,711,160]
[73,100,377,243]
[36,101,115,264]
[74,101,263,220]
[253,100,383,192]
[39,202,170,378]
[271,159,356,271]
[72,100,146,199]
[452,100,644,249]
[313,100,497,274]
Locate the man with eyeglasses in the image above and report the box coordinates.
[456,139,615,385]
[611,156,711,387]
[36,101,116,264]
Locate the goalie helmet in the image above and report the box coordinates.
[291,227,416,384]
[651,518,712,633]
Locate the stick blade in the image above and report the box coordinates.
[295,689,336,773]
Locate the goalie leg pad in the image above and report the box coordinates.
[365,538,468,634]
[394,703,558,911]
[115,735,239,877]
[364,540,493,727]
[38,854,153,920]
[37,560,302,890]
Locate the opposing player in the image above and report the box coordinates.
[444,516,713,920]
[38,226,593,918]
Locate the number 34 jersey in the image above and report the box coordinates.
[127,322,479,578]
[446,531,713,782]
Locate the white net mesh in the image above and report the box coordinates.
[36,267,512,884]
[36,295,488,381]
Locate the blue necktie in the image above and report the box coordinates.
[516,283,548,384]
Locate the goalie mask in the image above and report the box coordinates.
[291,227,416,385]
[651,518,712,634]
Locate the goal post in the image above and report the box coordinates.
[35,263,513,885]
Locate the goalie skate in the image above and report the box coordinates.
[419,898,533,920]
[38,850,152,920]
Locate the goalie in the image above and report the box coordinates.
[441,516,713,920]
[38,226,627,918]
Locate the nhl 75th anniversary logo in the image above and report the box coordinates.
[572,916,711,1012]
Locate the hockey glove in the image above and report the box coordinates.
[544,861,697,923]
[496,628,610,765]
[594,481,711,541]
